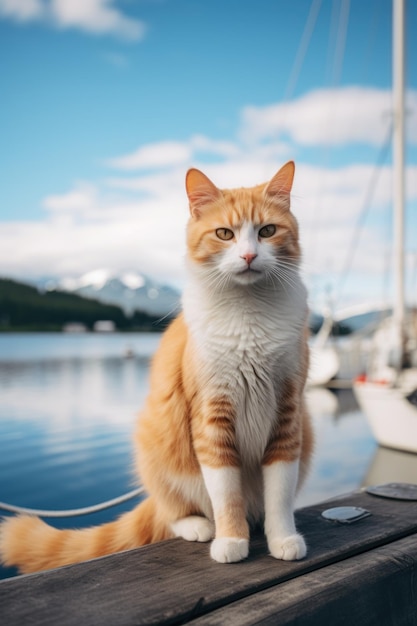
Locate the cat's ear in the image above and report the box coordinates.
[264,161,295,208]
[185,168,222,217]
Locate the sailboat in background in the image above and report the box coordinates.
[353,0,417,454]
[307,309,340,386]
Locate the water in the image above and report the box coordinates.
[0,332,378,579]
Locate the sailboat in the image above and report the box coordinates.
[307,309,340,387]
[353,0,417,454]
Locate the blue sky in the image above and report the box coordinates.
[1,0,416,311]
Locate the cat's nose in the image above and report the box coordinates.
[241,253,258,266]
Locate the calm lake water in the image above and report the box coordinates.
[0,332,383,579]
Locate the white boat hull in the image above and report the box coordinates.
[308,345,340,387]
[354,379,417,454]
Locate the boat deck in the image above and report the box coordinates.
[1,488,417,625]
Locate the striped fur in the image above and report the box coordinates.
[0,161,313,572]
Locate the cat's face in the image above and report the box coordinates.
[185,162,300,288]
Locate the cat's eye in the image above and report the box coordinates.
[216,228,234,241]
[259,224,276,238]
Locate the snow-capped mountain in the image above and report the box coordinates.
[51,270,181,317]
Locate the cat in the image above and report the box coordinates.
[0,160,313,573]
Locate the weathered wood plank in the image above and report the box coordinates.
[1,490,417,626]
[193,533,417,625]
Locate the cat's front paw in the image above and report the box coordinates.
[171,516,215,542]
[210,537,249,563]
[268,533,306,561]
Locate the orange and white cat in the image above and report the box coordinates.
[0,161,313,573]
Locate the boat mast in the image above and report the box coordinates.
[393,0,406,367]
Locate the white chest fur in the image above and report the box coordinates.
[182,274,307,466]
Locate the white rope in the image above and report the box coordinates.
[0,486,145,518]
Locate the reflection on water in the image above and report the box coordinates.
[0,333,161,578]
[362,446,417,486]
[298,387,377,507]
[0,332,414,579]
[0,332,160,362]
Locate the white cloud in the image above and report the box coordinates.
[190,135,240,159]
[0,0,44,20]
[292,163,395,226]
[241,87,417,146]
[0,0,145,40]
[107,135,244,172]
[0,212,188,286]
[108,141,193,170]
[43,182,98,214]
[1,173,188,286]
[50,0,144,40]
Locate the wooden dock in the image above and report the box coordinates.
[1,488,417,625]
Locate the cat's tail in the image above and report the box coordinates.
[0,496,169,574]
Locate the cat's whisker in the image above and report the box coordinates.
[265,267,290,296]
[266,262,300,292]
[264,268,277,290]
[201,267,233,295]
[276,269,300,290]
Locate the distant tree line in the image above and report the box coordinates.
[0,278,169,332]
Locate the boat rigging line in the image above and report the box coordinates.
[335,121,393,303]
